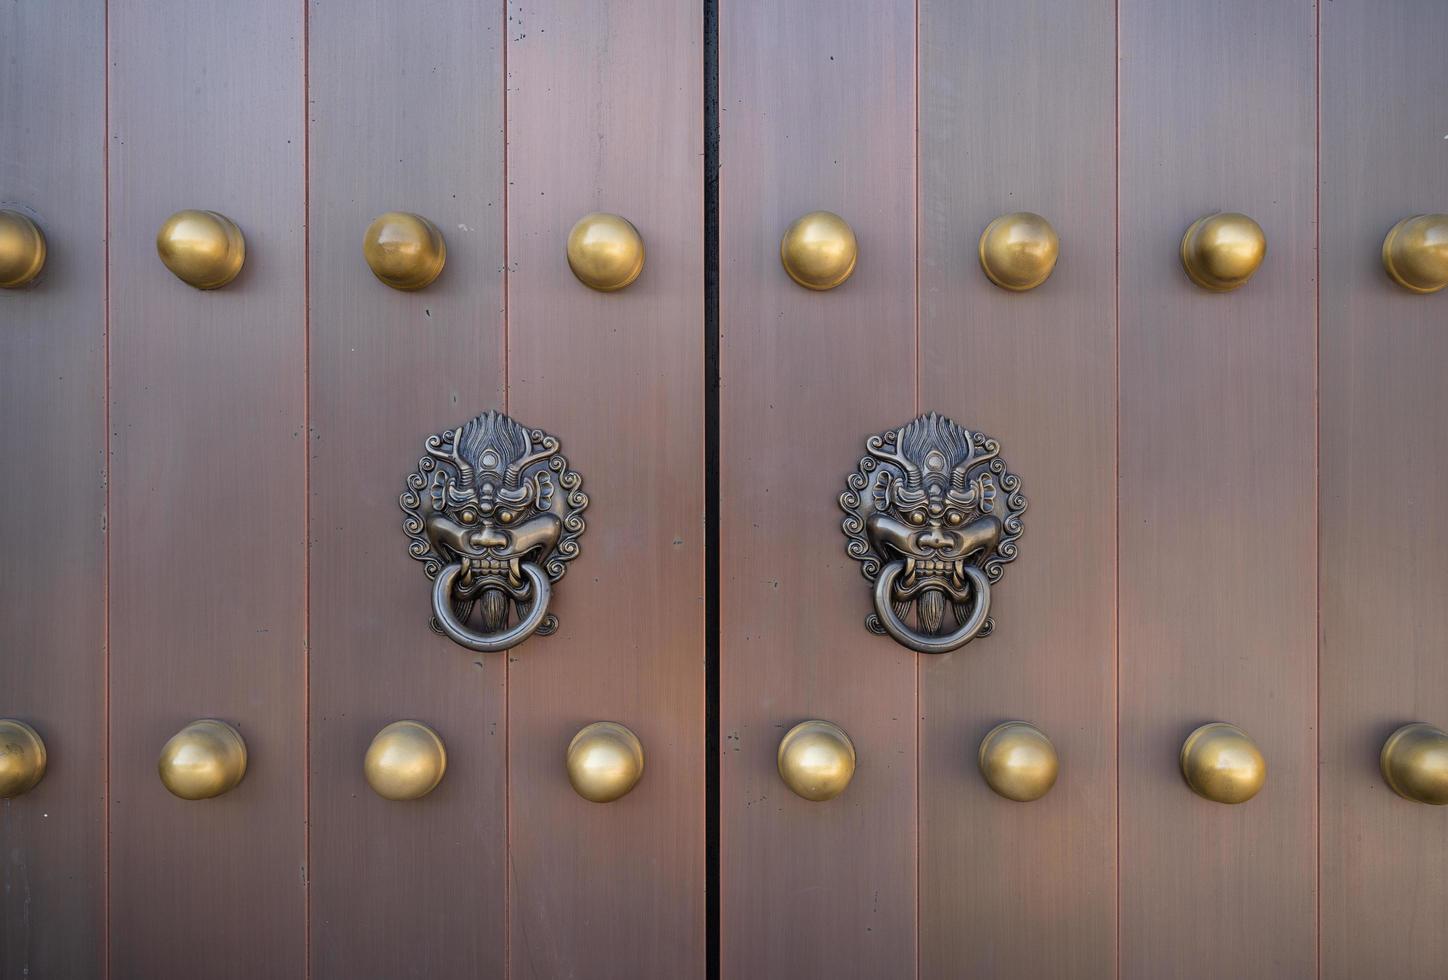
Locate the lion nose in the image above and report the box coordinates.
[919,526,952,550]
[470,527,509,550]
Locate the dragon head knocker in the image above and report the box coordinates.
[401,410,587,653]
[840,413,1025,654]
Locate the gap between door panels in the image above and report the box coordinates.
[703,2,721,980]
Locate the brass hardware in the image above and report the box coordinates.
[0,210,47,289]
[1179,212,1266,291]
[158,719,247,800]
[363,212,447,290]
[840,414,1026,654]
[156,210,246,289]
[401,410,588,654]
[364,720,447,801]
[978,212,1059,291]
[1180,722,1265,804]
[777,720,856,801]
[566,721,644,803]
[1380,722,1448,805]
[780,210,857,290]
[0,720,47,799]
[1381,214,1448,294]
[566,212,645,291]
[978,721,1058,802]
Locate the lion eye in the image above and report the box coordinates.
[908,510,927,526]
[497,510,515,524]
[459,509,478,524]
[946,511,964,526]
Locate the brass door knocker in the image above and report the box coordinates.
[401,410,587,653]
[840,413,1025,654]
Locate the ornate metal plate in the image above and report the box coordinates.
[400,410,587,653]
[840,413,1025,654]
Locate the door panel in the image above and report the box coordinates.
[505,1,706,975]
[1118,2,1317,977]
[106,1,307,975]
[917,2,1117,976]
[0,3,107,976]
[307,2,507,977]
[719,1,918,976]
[1320,2,1448,976]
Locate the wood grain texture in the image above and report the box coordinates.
[718,1,917,976]
[1319,2,1448,976]
[1118,2,1317,977]
[106,1,306,975]
[504,1,706,976]
[0,3,107,977]
[917,2,1117,976]
[306,3,507,978]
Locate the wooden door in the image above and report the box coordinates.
[3,2,703,978]
[5,2,1448,979]
[718,1,1448,978]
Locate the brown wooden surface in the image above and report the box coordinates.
[1319,2,1448,976]
[504,1,706,976]
[306,3,508,978]
[917,2,1117,976]
[718,1,918,976]
[106,1,307,975]
[0,3,108,977]
[1118,2,1318,977]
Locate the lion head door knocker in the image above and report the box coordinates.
[839,413,1025,654]
[400,410,587,653]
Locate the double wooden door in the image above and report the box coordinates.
[3,1,1446,978]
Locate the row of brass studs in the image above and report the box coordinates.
[5,207,1446,294]
[777,718,1448,806]
[5,716,1445,805]
[0,717,646,804]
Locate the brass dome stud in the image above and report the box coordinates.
[978,212,1059,291]
[978,721,1059,802]
[777,719,856,802]
[1180,722,1266,804]
[780,211,858,290]
[158,719,248,800]
[566,721,645,803]
[0,720,48,799]
[1381,214,1448,294]
[363,212,447,290]
[566,212,645,291]
[364,721,448,801]
[0,210,47,289]
[1380,722,1448,805]
[156,210,246,290]
[1180,212,1266,291]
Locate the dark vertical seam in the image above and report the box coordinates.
[703,0,721,976]
[102,0,112,975]
[301,0,312,974]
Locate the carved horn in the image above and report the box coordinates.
[868,429,922,490]
[504,433,559,487]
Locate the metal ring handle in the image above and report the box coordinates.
[432,561,552,653]
[872,558,990,655]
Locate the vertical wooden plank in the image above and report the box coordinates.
[916,2,1116,976]
[718,2,917,976]
[505,1,706,976]
[1118,2,1317,977]
[306,3,507,978]
[107,1,306,975]
[0,3,107,976]
[1320,2,1448,976]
